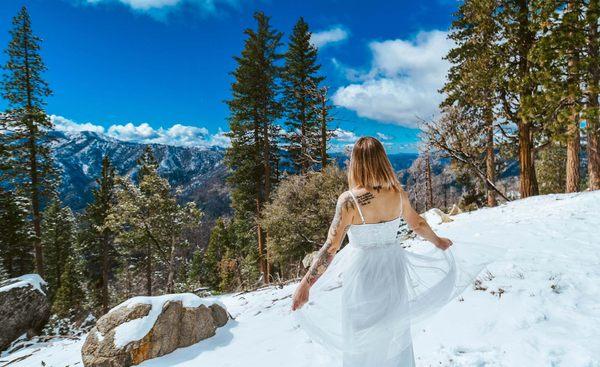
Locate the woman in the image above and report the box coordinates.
[291,137,487,367]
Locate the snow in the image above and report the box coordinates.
[1,191,599,367]
[0,274,47,295]
[111,293,223,348]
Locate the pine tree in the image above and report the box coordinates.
[187,248,203,285]
[0,189,33,277]
[497,0,541,198]
[202,218,229,289]
[51,255,84,318]
[109,147,202,295]
[310,84,335,169]
[441,0,502,206]
[1,6,56,276]
[225,12,283,284]
[79,155,116,314]
[42,199,77,301]
[530,0,587,193]
[282,17,324,173]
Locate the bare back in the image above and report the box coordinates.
[348,187,405,225]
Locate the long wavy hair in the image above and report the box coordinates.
[348,137,402,192]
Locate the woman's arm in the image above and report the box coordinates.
[291,191,354,311]
[401,191,452,250]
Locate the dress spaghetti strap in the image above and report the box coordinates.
[348,190,366,224]
[399,191,404,218]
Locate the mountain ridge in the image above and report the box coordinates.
[51,130,418,217]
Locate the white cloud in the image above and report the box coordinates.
[311,26,349,49]
[108,122,158,140]
[333,30,453,128]
[83,0,238,14]
[50,115,229,148]
[376,132,392,140]
[52,115,106,134]
[332,128,359,143]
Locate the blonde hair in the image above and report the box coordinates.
[348,137,402,192]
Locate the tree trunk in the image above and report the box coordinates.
[29,128,43,276]
[565,1,581,194]
[587,0,600,190]
[101,233,110,314]
[261,119,271,284]
[424,152,433,209]
[589,121,600,190]
[518,120,538,198]
[565,122,581,192]
[146,241,152,296]
[166,235,176,293]
[320,91,328,169]
[485,110,497,206]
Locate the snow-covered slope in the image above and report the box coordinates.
[2,191,599,367]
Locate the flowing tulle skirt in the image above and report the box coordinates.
[294,240,503,367]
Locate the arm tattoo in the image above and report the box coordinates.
[305,194,353,286]
[305,240,335,286]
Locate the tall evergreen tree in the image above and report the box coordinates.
[310,84,335,169]
[442,0,502,206]
[530,0,587,193]
[225,12,283,284]
[497,0,541,198]
[1,6,55,275]
[0,189,32,277]
[42,199,77,301]
[202,218,230,290]
[79,155,116,314]
[51,255,84,317]
[282,17,324,173]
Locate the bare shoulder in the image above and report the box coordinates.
[336,191,356,213]
[350,187,376,206]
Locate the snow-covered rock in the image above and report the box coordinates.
[81,293,229,367]
[421,207,454,225]
[0,274,50,351]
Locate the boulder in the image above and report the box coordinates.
[421,208,454,225]
[448,204,463,216]
[82,293,229,367]
[0,274,50,351]
[302,251,319,269]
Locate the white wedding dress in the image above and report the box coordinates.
[294,191,502,367]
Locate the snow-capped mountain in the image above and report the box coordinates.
[50,130,419,217]
[50,130,230,216]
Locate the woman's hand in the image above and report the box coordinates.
[435,237,453,250]
[291,280,310,311]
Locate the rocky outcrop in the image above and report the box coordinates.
[0,274,50,351]
[81,294,229,367]
[421,208,454,225]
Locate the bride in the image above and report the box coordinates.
[291,136,488,367]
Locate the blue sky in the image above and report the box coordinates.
[0,0,458,153]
